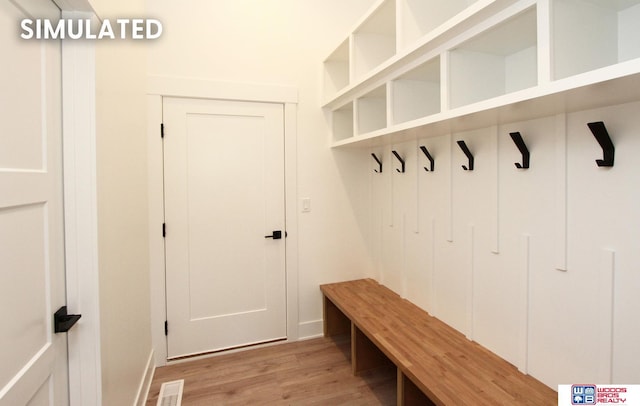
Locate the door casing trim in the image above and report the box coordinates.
[147,77,299,366]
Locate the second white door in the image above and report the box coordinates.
[163,97,286,359]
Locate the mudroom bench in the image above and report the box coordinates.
[320,279,556,405]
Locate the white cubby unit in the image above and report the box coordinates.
[352,0,397,82]
[323,0,640,148]
[332,102,354,143]
[323,39,350,97]
[552,0,640,80]
[449,6,537,108]
[356,85,388,135]
[390,57,441,125]
[398,0,483,50]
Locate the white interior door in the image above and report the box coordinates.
[163,97,287,359]
[0,0,69,405]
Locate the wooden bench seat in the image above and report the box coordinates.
[320,278,556,405]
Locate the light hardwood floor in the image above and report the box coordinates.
[146,336,396,405]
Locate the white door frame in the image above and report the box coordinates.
[147,77,299,366]
[59,7,102,406]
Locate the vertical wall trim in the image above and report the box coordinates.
[387,145,394,227]
[414,139,421,234]
[401,214,408,299]
[518,234,531,374]
[491,126,500,254]
[447,134,454,242]
[466,225,475,340]
[554,113,568,271]
[429,217,436,316]
[598,249,615,383]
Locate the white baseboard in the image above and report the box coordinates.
[135,349,155,406]
[298,319,323,340]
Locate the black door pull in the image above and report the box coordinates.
[265,230,282,240]
[54,306,82,333]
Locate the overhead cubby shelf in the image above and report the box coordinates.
[323,0,640,148]
[356,85,388,135]
[352,0,397,82]
[332,102,354,143]
[399,0,484,50]
[391,56,441,124]
[449,6,537,108]
[553,0,640,80]
[323,39,350,97]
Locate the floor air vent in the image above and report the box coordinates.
[156,379,184,406]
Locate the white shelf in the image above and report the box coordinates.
[391,57,441,124]
[323,39,350,96]
[356,85,388,135]
[352,0,397,81]
[449,6,537,108]
[332,102,354,142]
[553,0,640,80]
[323,0,640,149]
[399,0,482,49]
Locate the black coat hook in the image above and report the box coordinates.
[420,146,434,172]
[371,153,383,173]
[392,150,405,173]
[456,140,474,171]
[509,132,530,169]
[588,121,614,167]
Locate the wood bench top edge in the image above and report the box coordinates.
[320,278,557,405]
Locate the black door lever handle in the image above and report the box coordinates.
[265,230,282,239]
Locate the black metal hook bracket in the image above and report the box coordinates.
[509,132,530,169]
[392,150,405,173]
[420,146,434,172]
[371,153,383,173]
[588,121,615,167]
[456,140,474,171]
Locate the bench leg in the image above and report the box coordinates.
[351,324,393,375]
[323,295,350,337]
[397,370,435,406]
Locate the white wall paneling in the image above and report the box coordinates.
[360,101,640,388]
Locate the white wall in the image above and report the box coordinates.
[91,0,153,404]
[368,102,640,388]
[146,0,378,337]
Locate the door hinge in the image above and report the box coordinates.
[165,321,168,336]
[162,223,166,238]
[160,123,164,138]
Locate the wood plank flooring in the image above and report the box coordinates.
[146,336,396,405]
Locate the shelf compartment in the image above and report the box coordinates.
[352,0,397,81]
[332,102,355,142]
[323,39,350,99]
[449,7,537,109]
[390,57,441,125]
[356,85,388,135]
[552,0,640,80]
[399,0,482,49]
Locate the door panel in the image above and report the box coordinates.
[164,97,286,359]
[0,0,67,404]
